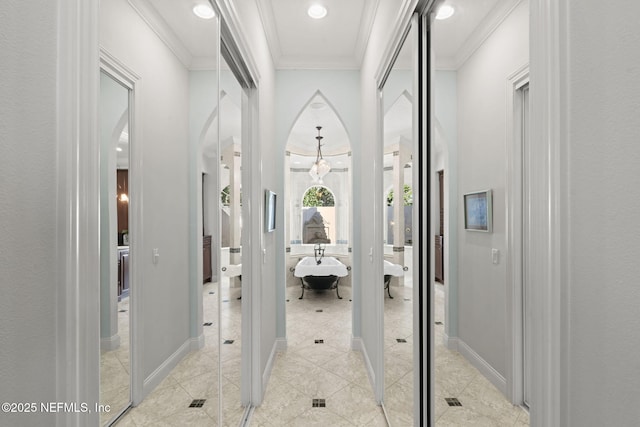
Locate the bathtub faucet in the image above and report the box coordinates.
[314,243,325,265]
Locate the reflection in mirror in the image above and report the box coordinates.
[188,6,221,422]
[99,70,131,425]
[382,25,415,425]
[218,56,245,424]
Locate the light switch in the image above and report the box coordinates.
[492,248,499,264]
[153,248,160,264]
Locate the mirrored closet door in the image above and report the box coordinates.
[217,53,246,424]
[380,23,417,426]
[99,68,133,426]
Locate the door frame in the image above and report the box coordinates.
[99,48,144,416]
[506,65,529,407]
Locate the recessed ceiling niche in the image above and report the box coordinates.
[287,91,351,169]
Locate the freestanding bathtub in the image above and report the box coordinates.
[384,260,406,299]
[293,256,349,299]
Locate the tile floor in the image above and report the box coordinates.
[433,284,530,426]
[100,297,132,426]
[112,280,529,426]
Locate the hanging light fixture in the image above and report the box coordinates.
[309,126,331,183]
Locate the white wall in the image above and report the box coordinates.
[0,1,59,425]
[456,0,528,382]
[101,0,191,383]
[434,71,459,341]
[560,0,640,424]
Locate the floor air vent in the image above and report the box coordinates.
[189,399,206,408]
[445,398,462,407]
[312,399,326,408]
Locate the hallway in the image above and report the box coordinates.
[111,281,528,426]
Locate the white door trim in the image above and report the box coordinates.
[505,64,529,406]
[99,48,144,407]
[529,1,567,425]
[56,1,100,426]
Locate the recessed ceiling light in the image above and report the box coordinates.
[310,102,326,110]
[193,4,216,20]
[308,4,327,19]
[436,5,455,20]
[116,147,123,152]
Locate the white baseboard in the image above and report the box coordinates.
[190,334,205,351]
[262,338,287,396]
[456,339,507,396]
[442,333,507,396]
[443,333,459,351]
[351,337,376,391]
[142,339,191,397]
[101,334,121,351]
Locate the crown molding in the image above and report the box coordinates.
[354,0,381,66]
[276,55,361,70]
[453,0,523,69]
[127,0,193,68]
[256,0,283,69]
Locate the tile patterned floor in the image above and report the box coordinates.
[433,284,530,426]
[101,297,132,426]
[112,280,529,426]
[251,284,387,427]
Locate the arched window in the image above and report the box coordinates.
[301,186,336,243]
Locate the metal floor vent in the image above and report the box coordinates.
[203,322,213,326]
[208,291,215,295]
[396,338,407,343]
[223,339,234,344]
[118,310,127,313]
[314,339,324,344]
[189,399,206,408]
[316,309,323,312]
[435,321,443,325]
[312,399,326,408]
[222,299,229,302]
[445,398,462,407]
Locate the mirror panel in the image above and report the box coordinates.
[99,69,132,425]
[382,25,416,425]
[218,55,245,424]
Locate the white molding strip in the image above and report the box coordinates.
[101,334,121,352]
[453,0,524,70]
[190,334,205,351]
[262,338,286,395]
[142,340,191,397]
[255,0,282,69]
[457,339,507,396]
[529,0,565,425]
[352,337,378,402]
[375,0,419,86]
[56,0,101,425]
[354,0,381,66]
[505,64,530,406]
[443,333,459,351]
[127,0,193,68]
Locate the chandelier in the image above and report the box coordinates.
[309,126,331,183]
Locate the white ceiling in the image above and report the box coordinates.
[139,0,519,70]
[133,0,521,164]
